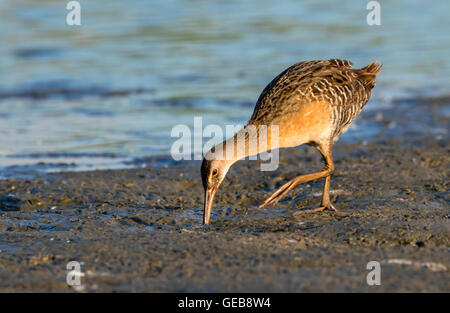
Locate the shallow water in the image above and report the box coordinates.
[0,0,449,174]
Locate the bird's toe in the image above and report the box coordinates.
[293,204,337,214]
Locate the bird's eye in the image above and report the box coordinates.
[212,169,218,176]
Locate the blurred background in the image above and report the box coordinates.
[0,0,448,176]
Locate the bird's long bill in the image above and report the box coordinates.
[203,186,217,225]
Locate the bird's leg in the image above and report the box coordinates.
[259,142,335,210]
[295,144,338,213]
[294,174,337,214]
[321,175,336,210]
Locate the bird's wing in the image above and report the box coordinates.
[248,59,365,125]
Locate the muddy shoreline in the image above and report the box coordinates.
[0,96,448,292]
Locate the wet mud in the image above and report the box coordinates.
[0,96,448,292]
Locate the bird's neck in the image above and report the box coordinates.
[207,124,279,162]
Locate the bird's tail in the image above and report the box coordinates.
[356,61,382,88]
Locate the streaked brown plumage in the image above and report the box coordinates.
[250,59,381,138]
[201,59,382,224]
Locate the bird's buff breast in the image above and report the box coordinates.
[276,100,333,148]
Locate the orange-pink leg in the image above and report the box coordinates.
[259,142,337,213]
[294,174,337,214]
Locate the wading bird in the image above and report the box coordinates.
[201,59,382,225]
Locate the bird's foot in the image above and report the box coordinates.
[259,177,304,208]
[293,203,337,214]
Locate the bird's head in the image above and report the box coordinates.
[200,157,232,225]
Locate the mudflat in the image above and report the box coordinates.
[0,96,448,292]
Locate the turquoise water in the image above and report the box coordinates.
[0,0,449,173]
